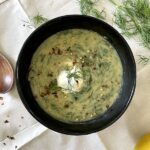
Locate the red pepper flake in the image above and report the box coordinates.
[47,72,53,77]
[40,93,45,97]
[45,90,50,96]
[102,85,108,88]
[52,48,55,54]
[0,97,3,100]
[40,90,50,97]
[57,48,62,55]
[7,136,15,140]
[52,47,62,55]
[106,105,109,109]
[37,71,42,76]
[4,120,9,123]
[93,67,96,70]
[53,94,58,98]
[21,116,24,119]
[10,136,15,140]
[64,104,69,108]
[54,94,58,98]
[52,92,58,98]
[81,63,85,68]
[72,59,77,65]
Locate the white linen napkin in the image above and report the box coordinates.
[0,0,150,150]
[0,0,37,148]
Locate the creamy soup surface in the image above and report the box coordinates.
[28,29,122,122]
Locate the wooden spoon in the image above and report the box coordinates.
[0,53,14,93]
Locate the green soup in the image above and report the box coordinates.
[28,29,122,122]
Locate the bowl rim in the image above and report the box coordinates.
[16,15,136,135]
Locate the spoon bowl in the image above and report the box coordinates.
[0,53,14,93]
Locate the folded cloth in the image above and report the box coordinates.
[0,0,150,150]
[0,0,37,147]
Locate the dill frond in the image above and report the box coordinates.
[79,0,106,19]
[22,13,48,28]
[138,55,150,65]
[32,14,48,27]
[114,0,150,49]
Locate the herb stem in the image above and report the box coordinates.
[79,0,106,19]
[109,0,117,5]
[138,55,150,65]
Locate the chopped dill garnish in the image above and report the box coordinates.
[67,68,82,91]
[67,72,81,79]
[138,55,150,65]
[79,0,106,19]
[114,0,150,49]
[49,79,60,93]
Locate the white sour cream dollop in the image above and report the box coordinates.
[57,66,83,93]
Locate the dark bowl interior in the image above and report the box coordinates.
[16,15,136,135]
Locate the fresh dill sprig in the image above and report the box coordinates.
[79,0,106,19]
[138,55,150,65]
[22,13,48,28]
[32,14,48,27]
[114,0,150,49]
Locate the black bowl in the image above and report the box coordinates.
[16,15,136,135]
